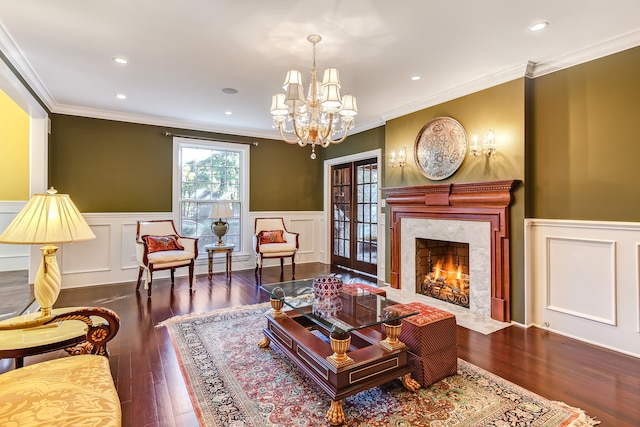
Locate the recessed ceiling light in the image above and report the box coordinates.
[113,57,128,64]
[411,76,421,81]
[529,22,549,32]
[116,93,127,100]
[222,88,238,94]
[225,111,233,115]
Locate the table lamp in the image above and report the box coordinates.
[209,202,233,246]
[0,187,95,317]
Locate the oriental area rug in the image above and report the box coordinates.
[160,302,599,427]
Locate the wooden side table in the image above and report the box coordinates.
[205,243,235,278]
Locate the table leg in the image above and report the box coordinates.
[207,249,213,279]
[258,334,270,348]
[401,373,421,391]
[326,399,345,425]
[227,251,231,276]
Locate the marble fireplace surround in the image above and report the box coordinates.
[382,180,517,322]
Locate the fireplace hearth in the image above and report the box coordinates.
[382,180,518,322]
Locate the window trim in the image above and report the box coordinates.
[172,137,250,259]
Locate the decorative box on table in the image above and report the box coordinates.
[385,301,458,387]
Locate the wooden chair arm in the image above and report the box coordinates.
[49,307,120,357]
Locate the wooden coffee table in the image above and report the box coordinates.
[259,279,420,425]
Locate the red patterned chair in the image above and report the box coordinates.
[253,217,299,277]
[135,220,198,296]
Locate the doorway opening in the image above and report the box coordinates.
[331,158,378,276]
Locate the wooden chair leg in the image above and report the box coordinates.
[147,274,153,297]
[292,255,296,277]
[280,258,284,272]
[257,254,263,276]
[170,269,175,287]
[188,262,194,291]
[135,266,144,291]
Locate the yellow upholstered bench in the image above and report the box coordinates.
[0,354,121,426]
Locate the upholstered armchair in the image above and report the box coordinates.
[135,220,198,296]
[253,217,299,277]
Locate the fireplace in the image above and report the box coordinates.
[416,239,470,308]
[382,180,517,322]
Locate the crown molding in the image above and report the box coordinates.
[530,27,640,78]
[0,21,55,109]
[380,62,529,123]
[52,104,281,140]
[2,22,639,138]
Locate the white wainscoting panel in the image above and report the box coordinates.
[53,211,326,289]
[526,219,640,358]
[546,237,617,325]
[60,224,111,274]
[0,201,29,271]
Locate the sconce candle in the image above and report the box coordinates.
[389,147,407,168]
[469,130,496,158]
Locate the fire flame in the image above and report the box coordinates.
[432,256,464,289]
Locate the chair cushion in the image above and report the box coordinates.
[143,235,184,253]
[147,249,194,264]
[0,355,121,426]
[258,242,296,255]
[258,230,286,244]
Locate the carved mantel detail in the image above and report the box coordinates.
[382,180,518,322]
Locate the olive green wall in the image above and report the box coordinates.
[322,126,385,162]
[48,114,323,212]
[527,45,640,221]
[384,79,526,322]
[250,139,324,211]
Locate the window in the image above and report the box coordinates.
[173,138,249,256]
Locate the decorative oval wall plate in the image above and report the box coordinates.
[414,116,468,180]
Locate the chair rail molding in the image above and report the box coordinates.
[53,211,325,289]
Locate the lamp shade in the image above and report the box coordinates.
[0,188,95,244]
[209,202,233,219]
[339,95,358,117]
[282,69,302,90]
[322,68,341,87]
[270,94,289,116]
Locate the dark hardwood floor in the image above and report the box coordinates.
[1,263,638,426]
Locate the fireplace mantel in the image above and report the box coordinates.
[382,180,518,322]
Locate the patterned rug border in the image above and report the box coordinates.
[160,302,599,427]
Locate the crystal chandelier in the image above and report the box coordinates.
[270,34,358,159]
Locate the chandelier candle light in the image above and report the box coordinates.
[270,34,358,159]
[0,188,95,317]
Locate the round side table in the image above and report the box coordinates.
[0,307,87,368]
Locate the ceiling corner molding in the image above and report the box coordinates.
[0,21,56,109]
[530,27,640,78]
[380,62,529,123]
[52,103,280,140]
[352,117,386,134]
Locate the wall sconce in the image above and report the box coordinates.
[388,147,407,168]
[469,129,496,158]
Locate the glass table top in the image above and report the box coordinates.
[261,278,418,335]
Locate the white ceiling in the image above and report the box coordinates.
[1,0,640,139]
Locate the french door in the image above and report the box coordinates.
[331,158,378,275]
